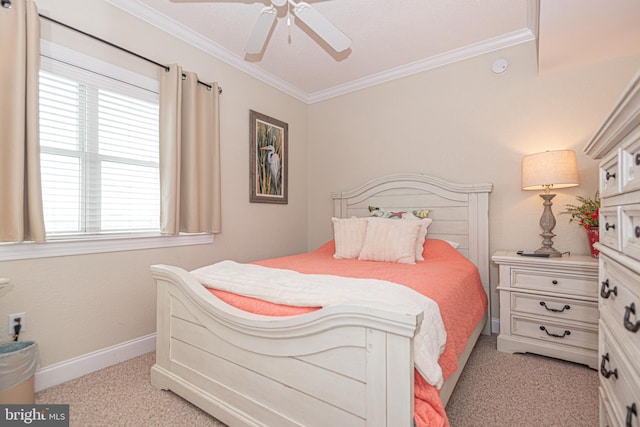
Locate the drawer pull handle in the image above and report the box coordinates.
[605,222,616,231]
[606,171,616,180]
[624,302,640,333]
[552,280,558,285]
[539,326,570,338]
[627,403,637,427]
[599,353,618,379]
[539,301,570,313]
[600,353,618,379]
[600,279,618,299]
[636,226,640,238]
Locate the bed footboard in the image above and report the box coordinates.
[150,264,423,427]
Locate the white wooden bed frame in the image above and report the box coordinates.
[150,173,493,426]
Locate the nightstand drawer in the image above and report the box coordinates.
[493,251,599,367]
[511,292,598,324]
[511,315,598,351]
[511,269,597,298]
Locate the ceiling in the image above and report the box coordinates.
[105,0,640,103]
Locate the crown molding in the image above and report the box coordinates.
[308,28,535,103]
[106,0,534,105]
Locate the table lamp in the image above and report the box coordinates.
[521,150,579,257]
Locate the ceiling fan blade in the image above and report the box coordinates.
[244,6,277,54]
[292,2,351,52]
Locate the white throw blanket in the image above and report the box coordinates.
[191,260,447,388]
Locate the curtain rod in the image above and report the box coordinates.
[37,13,222,94]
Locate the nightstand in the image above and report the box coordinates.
[492,251,599,369]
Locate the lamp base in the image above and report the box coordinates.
[534,246,563,257]
[536,193,563,257]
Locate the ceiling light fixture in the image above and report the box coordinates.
[244,0,351,55]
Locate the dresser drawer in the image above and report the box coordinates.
[600,150,620,198]
[600,206,622,251]
[599,256,640,359]
[622,203,640,262]
[599,387,617,427]
[511,315,598,351]
[511,268,597,298]
[621,134,640,194]
[599,321,640,427]
[511,292,598,324]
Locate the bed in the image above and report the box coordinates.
[150,173,493,426]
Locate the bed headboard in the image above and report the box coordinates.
[332,173,493,331]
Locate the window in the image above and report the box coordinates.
[39,56,160,237]
[0,42,213,262]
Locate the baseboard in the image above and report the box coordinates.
[491,317,500,334]
[35,333,156,392]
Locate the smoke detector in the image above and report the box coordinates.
[491,58,509,74]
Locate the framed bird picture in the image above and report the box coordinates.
[249,110,288,204]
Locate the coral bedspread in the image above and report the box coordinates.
[204,238,487,427]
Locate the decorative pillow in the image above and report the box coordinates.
[368,206,430,220]
[413,218,433,261]
[332,217,369,259]
[358,218,423,264]
[368,206,432,260]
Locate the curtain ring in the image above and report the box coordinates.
[1,0,12,8]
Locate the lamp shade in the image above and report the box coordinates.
[521,150,579,191]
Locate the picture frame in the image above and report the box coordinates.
[249,110,288,204]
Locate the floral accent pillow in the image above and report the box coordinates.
[368,206,430,220]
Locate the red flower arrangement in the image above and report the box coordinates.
[561,192,600,229]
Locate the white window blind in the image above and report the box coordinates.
[39,56,160,237]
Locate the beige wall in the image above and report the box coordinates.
[307,41,640,321]
[0,0,308,368]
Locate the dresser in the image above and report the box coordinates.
[493,251,599,369]
[585,70,640,427]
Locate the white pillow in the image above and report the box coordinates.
[367,206,432,261]
[332,217,369,259]
[413,218,433,261]
[358,218,423,264]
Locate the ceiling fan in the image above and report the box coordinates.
[244,0,351,54]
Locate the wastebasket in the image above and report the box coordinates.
[0,341,38,404]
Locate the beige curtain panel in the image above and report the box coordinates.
[0,0,46,243]
[159,65,222,235]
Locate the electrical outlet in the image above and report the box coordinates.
[8,312,26,335]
